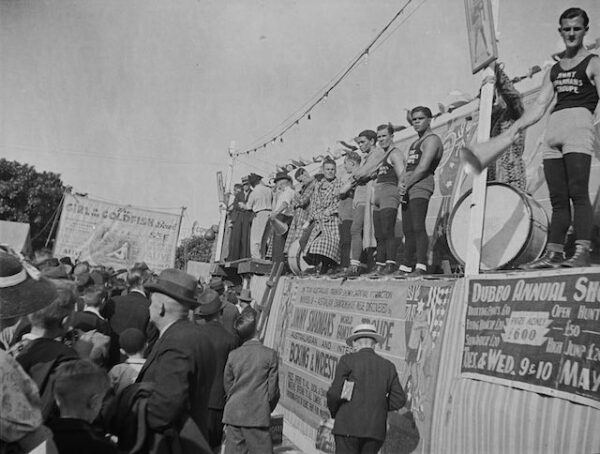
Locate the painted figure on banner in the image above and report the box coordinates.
[465,0,497,73]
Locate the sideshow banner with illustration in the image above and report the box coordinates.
[54,193,181,271]
[272,278,456,453]
[461,271,600,409]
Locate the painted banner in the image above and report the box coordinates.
[461,270,600,409]
[272,277,456,453]
[54,193,181,271]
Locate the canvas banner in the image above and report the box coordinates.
[271,277,456,453]
[54,193,181,271]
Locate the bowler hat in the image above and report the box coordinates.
[209,276,225,292]
[345,323,384,346]
[0,247,58,319]
[195,289,225,316]
[273,172,292,183]
[145,268,199,307]
[238,288,253,302]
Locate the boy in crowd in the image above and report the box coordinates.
[222,308,280,454]
[49,359,118,454]
[108,328,146,393]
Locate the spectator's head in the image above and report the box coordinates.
[410,106,433,134]
[0,246,58,329]
[233,183,242,194]
[81,284,108,309]
[322,158,337,181]
[127,266,147,291]
[119,328,146,357]
[242,176,250,191]
[355,129,377,154]
[28,287,76,337]
[343,151,362,173]
[54,360,110,422]
[376,124,394,149]
[208,276,225,295]
[73,261,90,277]
[234,307,258,344]
[274,172,292,190]
[248,173,263,187]
[146,269,199,330]
[294,167,310,185]
[346,323,384,350]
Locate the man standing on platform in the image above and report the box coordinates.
[463,7,600,269]
[398,106,443,276]
[270,172,295,269]
[303,158,343,274]
[242,173,273,260]
[341,129,386,277]
[327,324,406,454]
[372,124,406,275]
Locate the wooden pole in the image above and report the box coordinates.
[214,142,235,263]
[464,0,499,275]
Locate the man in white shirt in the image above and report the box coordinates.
[242,173,273,259]
[270,172,296,268]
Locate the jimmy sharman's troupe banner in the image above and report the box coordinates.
[54,193,181,272]
[461,270,600,410]
[269,277,456,453]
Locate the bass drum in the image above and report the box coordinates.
[447,182,548,270]
[287,239,310,276]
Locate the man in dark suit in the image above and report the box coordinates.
[222,308,279,454]
[106,267,151,335]
[136,269,216,454]
[194,289,238,452]
[327,324,406,454]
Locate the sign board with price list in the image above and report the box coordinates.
[461,270,600,409]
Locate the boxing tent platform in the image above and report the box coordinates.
[250,267,600,454]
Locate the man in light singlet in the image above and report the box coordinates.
[371,124,405,275]
[398,106,443,276]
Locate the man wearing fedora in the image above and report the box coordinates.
[270,172,295,268]
[241,173,273,260]
[236,289,254,313]
[194,289,238,452]
[327,323,406,454]
[135,268,216,453]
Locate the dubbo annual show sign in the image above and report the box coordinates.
[461,270,600,409]
[54,193,181,272]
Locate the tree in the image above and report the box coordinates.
[175,235,215,269]
[0,159,67,251]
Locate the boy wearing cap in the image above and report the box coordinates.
[327,324,405,454]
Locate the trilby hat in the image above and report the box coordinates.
[238,288,253,302]
[145,268,199,307]
[195,289,225,316]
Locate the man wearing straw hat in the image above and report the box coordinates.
[327,323,406,454]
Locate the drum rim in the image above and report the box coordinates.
[446,182,544,270]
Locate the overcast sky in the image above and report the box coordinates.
[1,0,597,235]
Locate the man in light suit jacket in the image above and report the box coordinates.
[327,324,406,454]
[136,269,216,454]
[222,307,279,454]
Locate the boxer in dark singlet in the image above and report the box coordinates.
[398,107,443,275]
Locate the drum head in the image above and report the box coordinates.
[287,240,309,276]
[448,184,532,270]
